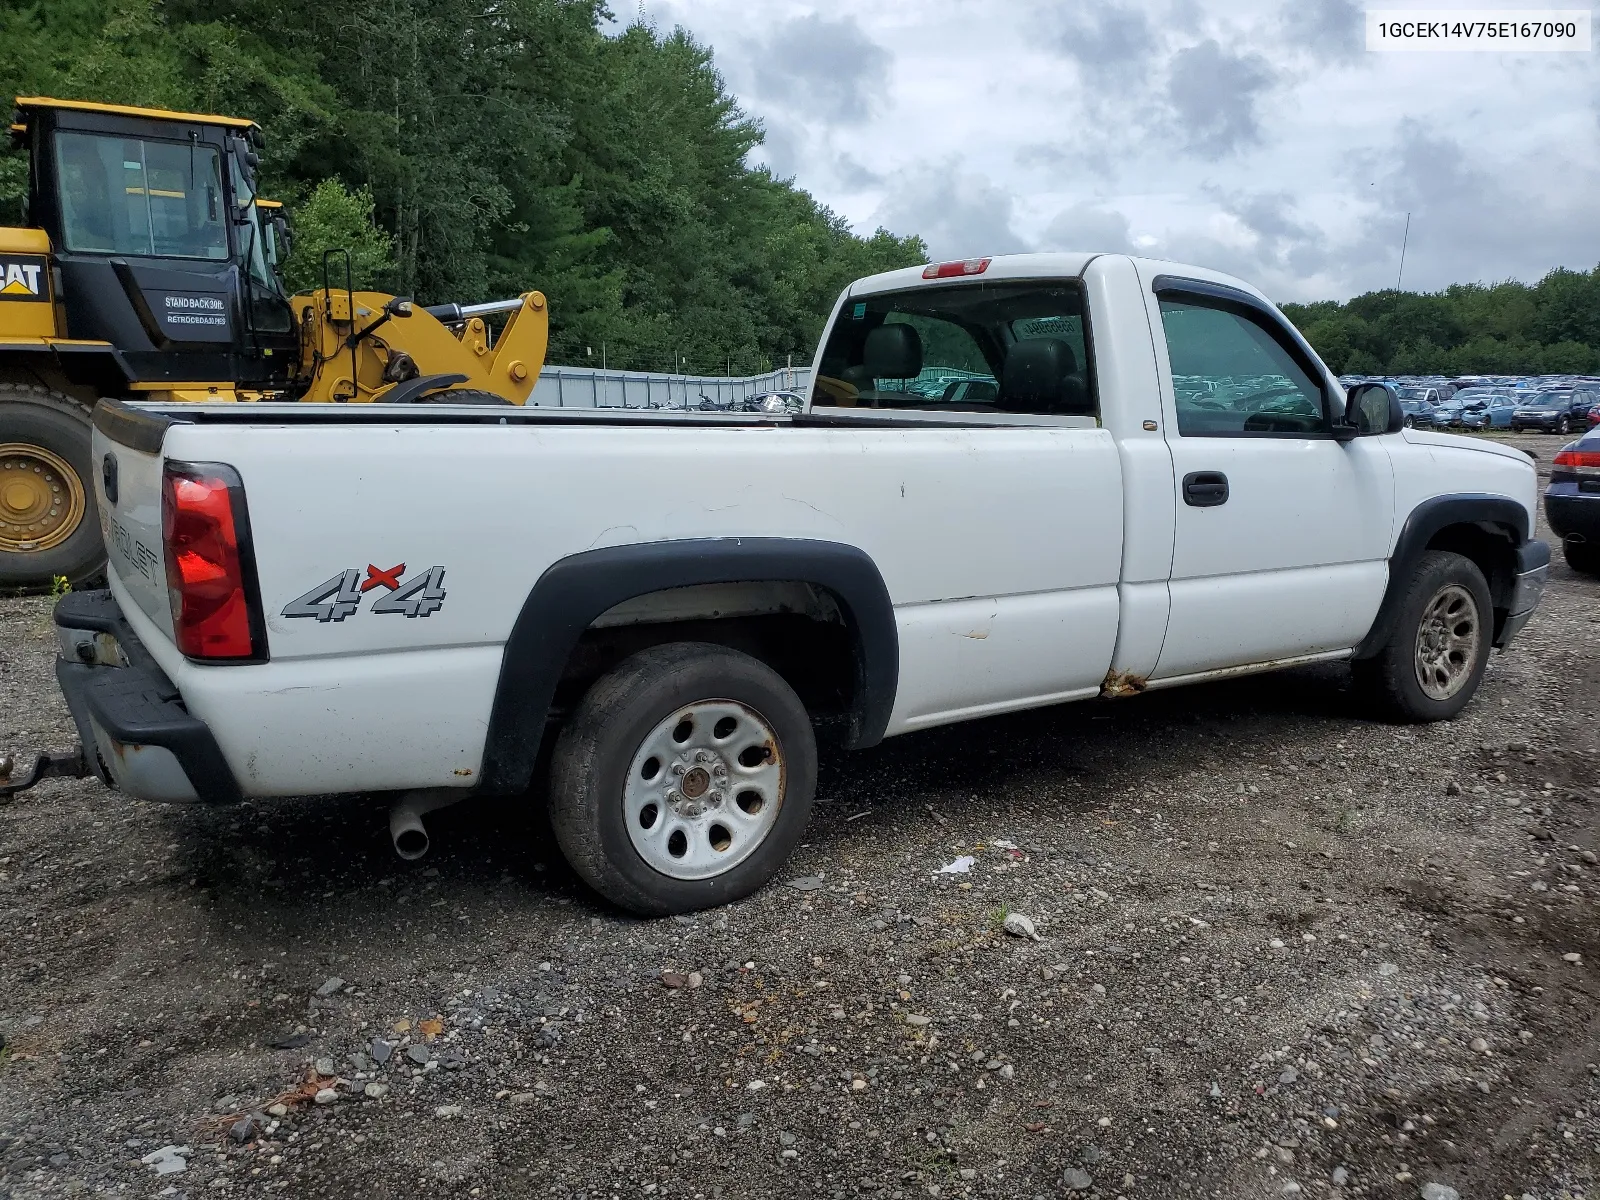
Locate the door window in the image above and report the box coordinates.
[56,132,228,260]
[1159,296,1327,436]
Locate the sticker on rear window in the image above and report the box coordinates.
[852,302,867,319]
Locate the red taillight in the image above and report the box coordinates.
[1553,449,1600,469]
[161,463,263,660]
[922,257,991,279]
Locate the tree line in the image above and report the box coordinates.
[1281,266,1600,377]
[3,2,1597,380]
[0,0,924,374]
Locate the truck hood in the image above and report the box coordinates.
[1401,428,1536,467]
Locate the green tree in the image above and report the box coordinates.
[281,179,395,294]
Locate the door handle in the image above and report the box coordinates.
[1182,471,1229,507]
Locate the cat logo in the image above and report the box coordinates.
[0,256,48,302]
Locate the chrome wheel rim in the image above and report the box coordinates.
[624,700,786,880]
[1413,583,1480,701]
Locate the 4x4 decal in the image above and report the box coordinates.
[283,563,447,622]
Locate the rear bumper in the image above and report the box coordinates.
[53,590,241,804]
[1494,539,1550,649]
[1545,492,1600,543]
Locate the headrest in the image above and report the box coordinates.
[863,323,923,379]
[1000,338,1089,413]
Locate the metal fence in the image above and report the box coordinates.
[530,364,813,409]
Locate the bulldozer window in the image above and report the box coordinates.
[56,132,228,261]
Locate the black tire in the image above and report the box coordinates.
[413,388,513,405]
[549,642,818,916]
[1402,416,1414,429]
[1354,550,1493,722]
[1557,416,1572,435]
[1564,540,1600,576]
[0,384,104,590]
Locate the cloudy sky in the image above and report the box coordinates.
[625,0,1599,302]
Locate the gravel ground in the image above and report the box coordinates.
[1,432,1597,1200]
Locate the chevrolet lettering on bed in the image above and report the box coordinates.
[17,251,1551,917]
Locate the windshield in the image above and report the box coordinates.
[55,131,228,260]
[1396,387,1433,401]
[814,281,1094,416]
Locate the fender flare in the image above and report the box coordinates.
[476,537,899,795]
[1353,492,1529,659]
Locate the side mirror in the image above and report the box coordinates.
[1344,382,1402,436]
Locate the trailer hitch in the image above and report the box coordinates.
[0,747,92,803]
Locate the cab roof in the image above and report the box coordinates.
[13,95,259,131]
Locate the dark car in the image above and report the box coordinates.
[1544,428,1600,575]
[1398,398,1437,428]
[1395,385,1444,423]
[1511,387,1598,434]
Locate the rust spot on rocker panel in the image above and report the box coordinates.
[1100,669,1148,699]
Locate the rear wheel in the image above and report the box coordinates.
[549,642,818,915]
[0,385,103,590]
[1355,550,1493,722]
[1564,540,1600,576]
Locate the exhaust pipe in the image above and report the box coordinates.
[388,789,468,861]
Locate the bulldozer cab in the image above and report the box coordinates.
[10,97,297,390]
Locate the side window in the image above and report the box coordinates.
[1158,296,1328,437]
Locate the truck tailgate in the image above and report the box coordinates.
[91,404,174,640]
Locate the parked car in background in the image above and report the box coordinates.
[1399,398,1438,428]
[1512,388,1598,434]
[1397,385,1444,409]
[1429,395,1467,427]
[1587,402,1600,429]
[1545,428,1600,575]
[1460,394,1519,430]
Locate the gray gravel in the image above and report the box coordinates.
[1,432,1597,1199]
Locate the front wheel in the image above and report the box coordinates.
[1355,550,1493,722]
[1402,416,1415,429]
[0,385,104,590]
[1557,416,1572,435]
[549,642,818,915]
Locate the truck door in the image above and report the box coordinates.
[1139,270,1395,680]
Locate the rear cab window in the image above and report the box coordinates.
[813,281,1096,419]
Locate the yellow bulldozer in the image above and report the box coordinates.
[0,96,549,589]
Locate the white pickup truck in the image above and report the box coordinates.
[15,252,1549,914]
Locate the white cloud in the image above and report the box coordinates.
[874,166,1029,260]
[649,0,1600,299]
